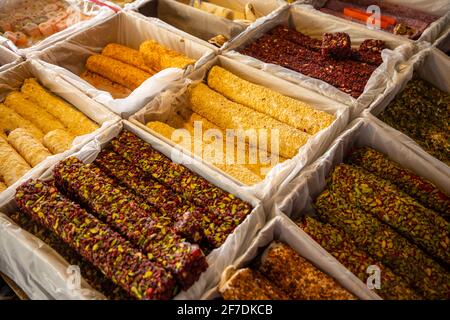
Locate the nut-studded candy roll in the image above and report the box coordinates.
[315,189,450,299]
[220,268,290,300]
[43,129,74,154]
[347,147,450,220]
[0,180,6,192]
[139,40,195,70]
[53,157,207,289]
[102,43,157,74]
[4,92,65,134]
[321,32,352,59]
[0,136,31,186]
[328,164,450,266]
[7,128,52,166]
[85,55,151,91]
[259,241,356,300]
[297,216,422,300]
[0,104,44,140]
[81,71,132,99]
[110,130,254,248]
[21,78,98,136]
[188,83,310,159]
[8,211,130,300]
[207,66,335,135]
[15,180,176,300]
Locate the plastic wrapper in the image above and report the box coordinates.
[296,0,450,44]
[273,117,450,299]
[0,59,120,202]
[31,11,215,117]
[131,0,288,49]
[0,45,22,73]
[0,120,266,300]
[364,47,450,175]
[212,215,381,300]
[0,0,114,56]
[223,5,415,117]
[130,54,350,199]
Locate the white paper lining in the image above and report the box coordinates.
[130,54,350,200]
[222,5,415,117]
[0,59,120,204]
[0,45,22,73]
[30,11,215,118]
[0,120,267,300]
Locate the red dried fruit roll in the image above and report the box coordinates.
[328,163,450,266]
[110,130,253,248]
[297,216,422,300]
[7,211,130,300]
[15,179,176,300]
[321,32,352,59]
[53,157,208,290]
[315,189,450,299]
[268,25,322,51]
[346,147,450,220]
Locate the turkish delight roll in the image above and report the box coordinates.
[347,147,450,220]
[220,268,290,300]
[7,128,52,166]
[85,55,151,90]
[207,66,335,135]
[139,40,195,70]
[321,32,352,59]
[42,129,74,154]
[102,43,157,74]
[328,164,450,266]
[15,180,176,300]
[4,92,65,134]
[0,136,31,186]
[259,241,356,300]
[81,70,131,99]
[21,78,98,136]
[188,83,310,159]
[297,216,422,300]
[0,180,6,192]
[0,104,44,140]
[315,189,450,299]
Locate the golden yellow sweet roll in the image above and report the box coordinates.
[139,40,195,70]
[102,43,157,74]
[7,128,52,167]
[0,180,6,192]
[0,103,44,140]
[146,121,262,185]
[85,55,151,90]
[21,78,98,136]
[43,129,74,155]
[0,136,31,186]
[81,71,132,99]
[208,66,335,135]
[188,83,310,159]
[4,92,65,134]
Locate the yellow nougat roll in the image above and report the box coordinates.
[85,55,151,90]
[0,136,31,186]
[4,92,65,134]
[188,83,310,159]
[0,104,44,140]
[21,78,99,136]
[81,71,132,99]
[146,121,262,185]
[43,129,74,154]
[7,128,52,167]
[102,43,157,74]
[139,40,196,70]
[208,66,335,135]
[0,180,6,192]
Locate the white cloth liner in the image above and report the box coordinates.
[130,54,350,200]
[0,0,115,57]
[30,11,215,118]
[434,24,450,54]
[0,45,22,73]
[274,117,450,223]
[0,59,120,204]
[364,47,450,176]
[222,5,415,118]
[295,0,450,45]
[202,215,381,300]
[0,120,266,300]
